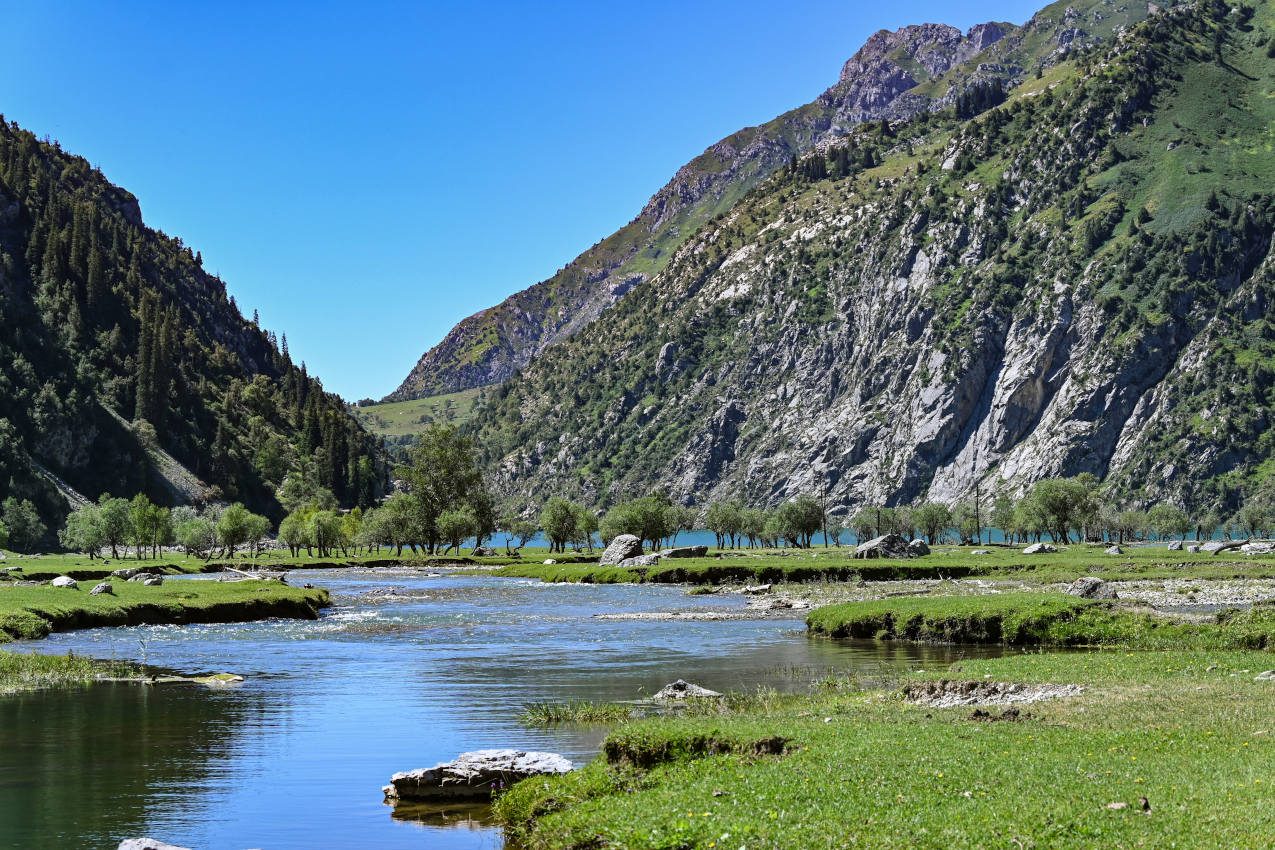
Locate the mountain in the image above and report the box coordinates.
[467,0,1275,517]
[0,120,383,529]
[391,1,1156,401]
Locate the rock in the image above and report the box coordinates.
[1022,542,1058,554]
[1255,670,1275,681]
[907,538,930,556]
[1240,542,1275,555]
[1104,545,1123,555]
[617,554,661,567]
[599,534,643,565]
[657,545,709,559]
[854,534,912,559]
[1202,540,1244,555]
[653,679,723,700]
[117,840,192,850]
[192,673,245,687]
[741,583,772,594]
[1188,545,1201,553]
[542,559,556,565]
[89,582,114,596]
[142,575,164,586]
[51,576,78,589]
[1167,540,1183,551]
[111,567,147,579]
[971,549,990,555]
[472,546,498,557]
[383,749,572,801]
[1066,576,1118,600]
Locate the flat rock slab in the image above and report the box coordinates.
[617,554,661,567]
[653,679,723,700]
[384,750,572,801]
[1022,543,1058,554]
[904,679,1084,708]
[658,546,709,559]
[118,840,192,850]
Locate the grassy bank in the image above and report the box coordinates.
[0,649,142,694]
[806,593,1275,649]
[496,649,1275,848]
[0,548,601,582]
[0,579,330,642]
[494,544,1275,586]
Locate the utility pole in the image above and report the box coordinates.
[971,446,981,545]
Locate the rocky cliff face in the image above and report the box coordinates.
[389,19,1037,400]
[470,2,1275,516]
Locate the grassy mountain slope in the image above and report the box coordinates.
[390,2,1153,401]
[469,1,1275,517]
[0,120,383,530]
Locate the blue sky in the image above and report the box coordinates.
[2,0,1043,401]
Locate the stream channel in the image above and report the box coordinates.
[0,567,998,849]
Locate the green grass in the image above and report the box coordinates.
[351,388,484,438]
[806,593,1275,650]
[494,543,1275,586]
[0,579,330,642]
[0,649,143,694]
[521,700,640,726]
[496,648,1275,848]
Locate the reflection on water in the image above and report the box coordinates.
[0,570,1000,849]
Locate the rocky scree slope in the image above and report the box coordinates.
[470,1,1275,516]
[390,0,1150,400]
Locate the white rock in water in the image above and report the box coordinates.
[653,679,723,700]
[384,749,573,801]
[51,576,78,589]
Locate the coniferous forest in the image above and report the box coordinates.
[0,119,383,534]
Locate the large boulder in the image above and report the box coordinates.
[653,679,723,700]
[658,545,709,559]
[907,538,931,556]
[618,554,661,567]
[1167,540,1183,551]
[142,575,164,586]
[90,582,115,596]
[854,534,912,559]
[1066,576,1118,600]
[1022,542,1058,554]
[599,534,643,565]
[51,576,78,589]
[1104,545,1123,555]
[472,546,498,557]
[1204,540,1244,555]
[1240,542,1275,555]
[383,749,572,801]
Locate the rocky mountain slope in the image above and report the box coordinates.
[390,0,1151,400]
[469,0,1275,517]
[0,120,383,529]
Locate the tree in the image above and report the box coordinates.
[399,425,491,554]
[1,497,46,553]
[1116,509,1148,544]
[245,512,271,558]
[1147,505,1192,541]
[176,515,218,559]
[437,507,478,554]
[951,503,981,544]
[0,518,8,551]
[704,501,743,549]
[601,496,675,550]
[541,498,579,554]
[740,507,767,549]
[60,506,105,557]
[850,507,877,542]
[573,505,599,552]
[665,504,697,545]
[774,495,823,548]
[217,503,254,557]
[278,509,313,557]
[96,495,132,560]
[912,502,953,544]
[989,492,1015,539]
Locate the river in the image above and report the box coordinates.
[0,568,995,849]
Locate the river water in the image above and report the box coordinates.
[0,569,994,849]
